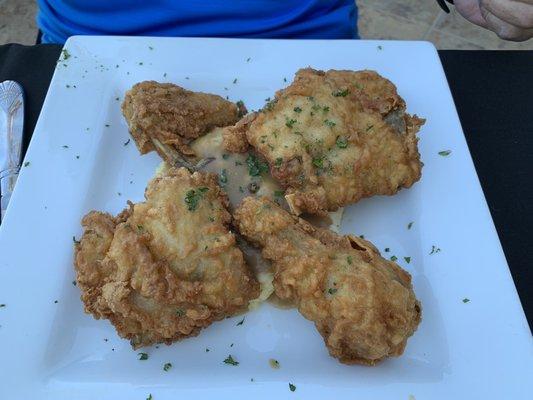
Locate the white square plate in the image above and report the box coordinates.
[0,37,531,399]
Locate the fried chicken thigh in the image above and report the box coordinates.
[121,81,245,157]
[225,68,425,215]
[74,167,259,348]
[234,196,421,365]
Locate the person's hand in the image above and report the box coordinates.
[454,0,533,41]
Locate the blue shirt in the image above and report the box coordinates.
[37,0,358,44]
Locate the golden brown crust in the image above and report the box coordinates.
[221,112,257,153]
[74,167,259,348]
[237,68,425,214]
[234,197,421,365]
[121,81,241,155]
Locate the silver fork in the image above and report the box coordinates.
[0,80,25,223]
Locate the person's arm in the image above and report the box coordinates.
[454,0,533,41]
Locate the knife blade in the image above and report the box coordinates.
[0,80,25,224]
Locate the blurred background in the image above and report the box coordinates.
[1,0,532,49]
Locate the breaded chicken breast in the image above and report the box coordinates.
[121,81,245,157]
[74,167,259,348]
[234,196,421,365]
[225,68,425,215]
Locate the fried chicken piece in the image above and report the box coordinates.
[121,81,245,157]
[74,167,259,348]
[234,197,421,365]
[227,68,425,215]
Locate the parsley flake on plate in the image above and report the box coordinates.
[269,359,280,369]
[390,255,398,262]
[163,362,172,371]
[289,383,296,392]
[404,256,411,264]
[138,352,149,360]
[236,317,245,326]
[429,245,441,255]
[223,355,239,366]
[439,150,452,156]
[462,298,470,303]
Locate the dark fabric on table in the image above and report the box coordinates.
[0,44,62,158]
[0,44,531,328]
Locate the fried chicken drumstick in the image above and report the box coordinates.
[224,68,425,215]
[234,196,421,365]
[74,167,259,348]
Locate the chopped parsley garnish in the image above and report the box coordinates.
[233,78,238,84]
[332,89,350,97]
[462,298,470,303]
[246,154,269,176]
[378,45,383,50]
[336,136,348,148]
[347,256,353,265]
[429,245,441,255]
[219,169,228,185]
[384,247,390,252]
[148,46,154,50]
[322,106,330,112]
[176,309,185,317]
[269,359,280,369]
[274,190,284,198]
[235,160,243,166]
[0,304,6,308]
[407,222,414,229]
[72,236,80,245]
[184,187,209,211]
[72,281,76,286]
[24,161,30,167]
[264,98,277,111]
[275,157,283,167]
[404,256,411,263]
[390,255,398,262]
[312,104,322,112]
[324,119,336,128]
[328,288,338,295]
[439,150,452,156]
[365,124,374,132]
[312,156,324,169]
[138,352,149,360]
[285,118,297,128]
[293,106,302,113]
[61,49,71,60]
[208,216,215,222]
[236,317,245,326]
[205,348,210,352]
[246,57,251,62]
[283,77,287,82]
[236,100,246,116]
[223,355,239,366]
[359,234,365,239]
[163,362,172,371]
[289,383,296,392]
[222,153,230,160]
[146,395,153,400]
[123,139,130,146]
[62,145,69,149]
